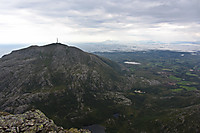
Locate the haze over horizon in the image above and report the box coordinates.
[0,0,200,45]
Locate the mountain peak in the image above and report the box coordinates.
[42,43,68,47]
[25,43,69,51]
[2,43,80,59]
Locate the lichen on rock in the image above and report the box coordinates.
[0,109,90,133]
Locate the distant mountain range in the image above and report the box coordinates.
[72,41,200,53]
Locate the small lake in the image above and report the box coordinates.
[124,61,141,65]
[84,124,105,133]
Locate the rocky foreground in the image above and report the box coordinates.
[0,109,91,133]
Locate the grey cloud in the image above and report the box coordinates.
[19,0,199,25]
[1,0,200,35]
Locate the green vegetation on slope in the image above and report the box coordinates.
[180,86,197,91]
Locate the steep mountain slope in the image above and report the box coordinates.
[156,104,200,133]
[0,43,131,128]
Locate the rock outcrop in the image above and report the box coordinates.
[0,109,90,133]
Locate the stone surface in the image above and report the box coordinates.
[0,109,91,133]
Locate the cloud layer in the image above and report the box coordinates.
[0,0,199,44]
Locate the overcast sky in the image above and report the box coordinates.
[0,0,200,44]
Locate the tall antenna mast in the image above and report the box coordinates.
[56,38,58,43]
